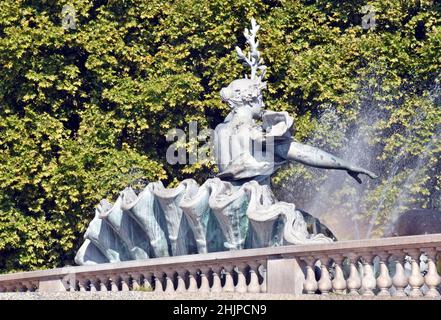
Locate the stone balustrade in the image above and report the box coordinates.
[0,234,440,297]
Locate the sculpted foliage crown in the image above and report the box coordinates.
[220,18,267,108]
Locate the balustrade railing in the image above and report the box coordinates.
[0,234,440,297]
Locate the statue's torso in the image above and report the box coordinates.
[214,109,294,182]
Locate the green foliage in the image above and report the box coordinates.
[133,285,153,292]
[270,0,440,240]
[0,0,440,271]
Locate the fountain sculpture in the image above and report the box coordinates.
[75,19,377,265]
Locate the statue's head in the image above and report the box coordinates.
[220,78,266,116]
[220,18,267,118]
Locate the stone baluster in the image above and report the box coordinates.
[23,283,32,292]
[331,255,347,294]
[26,282,34,292]
[346,253,361,295]
[164,270,175,293]
[153,272,164,293]
[247,262,261,293]
[174,270,186,293]
[423,248,441,297]
[89,277,98,292]
[67,279,76,292]
[222,266,235,293]
[97,276,109,292]
[78,277,88,292]
[406,249,424,297]
[24,282,33,292]
[376,252,392,296]
[66,275,75,292]
[199,267,211,293]
[130,273,141,291]
[17,282,27,292]
[258,263,267,293]
[302,256,318,295]
[391,251,408,297]
[109,275,120,292]
[141,272,154,291]
[317,257,332,295]
[15,283,23,292]
[210,267,223,293]
[186,268,199,293]
[22,282,33,292]
[26,283,34,292]
[361,254,376,296]
[30,282,38,292]
[120,274,131,292]
[5,285,15,292]
[234,264,248,293]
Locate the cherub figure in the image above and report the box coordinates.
[214,19,377,183]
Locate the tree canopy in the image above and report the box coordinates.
[0,0,440,272]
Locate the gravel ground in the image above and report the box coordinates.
[0,292,439,300]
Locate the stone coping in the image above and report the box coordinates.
[1,234,440,283]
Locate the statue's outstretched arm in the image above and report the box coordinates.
[284,141,378,183]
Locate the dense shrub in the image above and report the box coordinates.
[0,0,439,272]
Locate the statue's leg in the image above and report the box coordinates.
[279,141,377,181]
